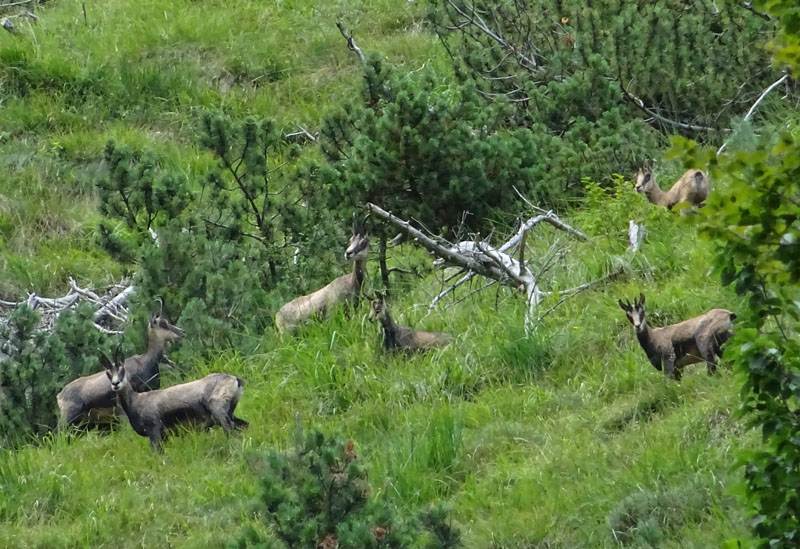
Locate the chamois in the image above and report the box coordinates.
[275,230,369,334]
[635,168,710,213]
[368,295,452,353]
[618,294,735,380]
[56,314,184,428]
[102,353,247,452]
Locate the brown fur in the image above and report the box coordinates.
[103,356,247,452]
[275,232,369,334]
[619,293,735,380]
[56,315,184,428]
[369,296,452,353]
[635,168,710,214]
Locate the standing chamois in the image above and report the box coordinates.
[102,351,247,452]
[618,294,735,380]
[635,168,710,214]
[275,230,369,334]
[56,314,184,428]
[369,295,452,353]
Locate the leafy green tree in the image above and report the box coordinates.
[320,55,547,285]
[426,0,784,197]
[678,1,800,546]
[231,427,463,549]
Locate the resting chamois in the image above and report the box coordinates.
[635,168,710,214]
[102,352,247,452]
[369,295,452,353]
[57,314,184,428]
[619,294,735,380]
[275,230,369,334]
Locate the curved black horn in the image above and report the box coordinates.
[100,352,113,371]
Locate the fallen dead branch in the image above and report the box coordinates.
[367,202,609,332]
[336,22,366,64]
[0,279,135,334]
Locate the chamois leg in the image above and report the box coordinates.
[697,337,718,375]
[149,425,164,453]
[58,403,85,430]
[663,357,679,381]
[226,399,248,429]
[210,405,235,433]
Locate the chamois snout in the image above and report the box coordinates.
[104,363,126,392]
[618,293,647,332]
[634,170,652,194]
[344,233,369,261]
[150,315,185,343]
[368,297,384,323]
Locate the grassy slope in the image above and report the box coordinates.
[0,0,439,296]
[0,1,762,548]
[0,200,756,548]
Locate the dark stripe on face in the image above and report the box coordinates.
[347,239,368,255]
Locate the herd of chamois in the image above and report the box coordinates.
[57,167,735,452]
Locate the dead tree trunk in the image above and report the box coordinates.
[378,234,390,288]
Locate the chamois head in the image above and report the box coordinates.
[101,348,128,393]
[368,294,387,323]
[148,314,185,345]
[634,169,656,195]
[618,293,646,333]
[344,231,370,262]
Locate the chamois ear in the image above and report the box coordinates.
[618,299,630,312]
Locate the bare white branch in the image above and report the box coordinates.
[368,202,601,333]
[285,124,318,143]
[0,279,135,334]
[717,72,789,156]
[628,220,643,253]
[336,22,366,64]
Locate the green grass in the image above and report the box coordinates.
[0,0,440,297]
[0,0,772,547]
[0,192,757,547]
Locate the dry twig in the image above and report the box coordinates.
[336,22,366,64]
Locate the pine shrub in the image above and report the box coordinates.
[232,427,463,549]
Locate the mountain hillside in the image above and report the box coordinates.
[1,1,796,548]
